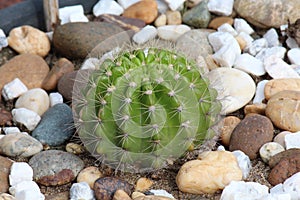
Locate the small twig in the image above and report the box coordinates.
[43,0,60,32]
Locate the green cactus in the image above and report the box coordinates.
[73,46,221,172]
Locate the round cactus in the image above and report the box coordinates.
[73,43,221,173]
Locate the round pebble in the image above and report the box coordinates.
[220,116,241,147]
[259,142,285,163]
[57,71,78,101]
[273,131,291,148]
[66,143,85,155]
[77,166,103,189]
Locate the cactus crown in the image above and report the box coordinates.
[73,40,221,173]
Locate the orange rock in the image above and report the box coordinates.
[122,0,158,24]
[208,17,234,29]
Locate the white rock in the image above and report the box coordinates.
[263,28,280,47]
[49,92,63,107]
[0,28,8,51]
[244,38,268,56]
[2,78,28,101]
[69,12,89,23]
[280,24,288,36]
[11,108,41,131]
[133,25,158,44]
[288,48,300,65]
[253,80,269,104]
[217,23,237,36]
[264,56,300,79]
[81,58,101,70]
[93,0,124,17]
[232,150,251,179]
[98,47,121,65]
[217,145,226,151]
[117,0,141,9]
[212,39,241,67]
[59,5,86,25]
[233,53,265,76]
[271,172,300,200]
[207,0,234,16]
[46,31,53,41]
[3,127,21,135]
[9,181,41,196]
[15,189,45,200]
[255,46,286,62]
[164,0,185,11]
[207,68,256,114]
[259,193,291,200]
[9,162,33,186]
[208,32,236,52]
[70,182,95,200]
[156,0,169,14]
[157,25,191,41]
[237,32,254,48]
[285,131,300,149]
[234,18,254,35]
[221,181,269,200]
[273,131,291,148]
[286,37,299,49]
[259,142,285,163]
[149,189,175,199]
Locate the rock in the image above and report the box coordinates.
[157,25,191,41]
[0,29,8,51]
[59,5,88,25]
[122,0,158,24]
[156,0,168,14]
[66,143,85,155]
[135,177,153,192]
[0,109,12,126]
[164,0,185,11]
[286,37,299,49]
[288,48,300,65]
[243,103,266,116]
[176,151,242,194]
[266,90,300,132]
[42,58,74,91]
[263,28,279,47]
[244,38,268,56]
[53,22,124,59]
[253,80,268,104]
[94,177,134,200]
[7,25,50,57]
[270,172,300,199]
[45,192,69,200]
[233,53,265,76]
[273,131,291,149]
[132,25,157,44]
[57,71,77,101]
[29,150,84,186]
[0,193,15,200]
[255,46,286,62]
[285,132,300,149]
[166,10,181,25]
[77,166,103,189]
[229,114,274,159]
[9,180,43,197]
[0,54,49,91]
[207,68,256,114]
[264,78,300,100]
[182,1,211,28]
[269,149,300,168]
[70,182,95,200]
[208,16,234,30]
[0,133,43,157]
[133,196,173,200]
[117,0,141,9]
[0,156,13,193]
[236,32,253,48]
[15,189,45,200]
[235,36,247,51]
[80,58,101,70]
[9,162,33,186]
[49,92,63,107]
[207,0,234,16]
[148,190,174,199]
[218,23,237,36]
[264,56,300,79]
[259,142,285,163]
[220,181,269,200]
[233,18,254,35]
[2,127,20,135]
[31,103,74,146]
[93,0,124,16]
[11,108,41,131]
[154,14,167,27]
[208,32,236,52]
[234,0,300,28]
[220,116,241,147]
[113,189,131,200]
[232,150,251,179]
[15,88,49,116]
[2,78,28,101]
[131,191,145,199]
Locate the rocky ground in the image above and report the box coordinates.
[0,0,300,200]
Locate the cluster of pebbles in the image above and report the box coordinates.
[1,0,300,199]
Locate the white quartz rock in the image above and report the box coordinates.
[0,28,8,51]
[9,181,41,196]
[70,182,95,200]
[259,193,291,200]
[233,53,265,76]
[49,92,63,107]
[212,39,241,67]
[149,189,175,199]
[217,23,237,36]
[256,46,286,62]
[133,25,158,44]
[11,108,41,131]
[285,131,300,150]
[157,25,191,41]
[263,28,280,47]
[3,127,21,135]
[244,38,268,56]
[264,56,300,79]
[156,0,169,14]
[9,162,33,187]
[288,48,300,65]
[164,0,185,11]
[271,172,300,200]
[69,12,89,23]
[280,24,288,36]
[234,18,254,35]
[59,5,86,25]
[208,32,236,52]
[232,150,251,179]
[286,37,299,49]
[237,32,254,48]
[220,181,269,200]
[253,80,269,104]
[2,78,28,101]
[15,190,45,200]
[93,0,124,17]
[207,0,234,16]
[117,0,141,9]
[259,142,285,163]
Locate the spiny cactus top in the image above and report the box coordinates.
[73,46,221,173]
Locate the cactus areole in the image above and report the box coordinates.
[73,43,221,173]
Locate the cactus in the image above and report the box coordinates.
[73,44,221,173]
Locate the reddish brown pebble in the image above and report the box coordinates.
[38,169,75,186]
[0,109,12,126]
[0,156,13,193]
[269,148,300,168]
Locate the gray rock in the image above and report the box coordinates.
[32,103,74,146]
[29,150,84,186]
[182,1,211,28]
[57,71,78,101]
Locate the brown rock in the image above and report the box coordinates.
[57,71,78,101]
[208,17,234,29]
[235,35,248,50]
[264,78,300,100]
[220,116,241,147]
[0,54,49,91]
[94,177,134,200]
[244,103,266,115]
[266,90,300,132]
[268,154,300,185]
[166,10,182,25]
[38,169,75,186]
[269,148,300,168]
[134,196,173,200]
[0,109,12,126]
[122,0,158,24]
[229,114,274,159]
[45,192,69,200]
[113,189,132,200]
[77,166,103,189]
[0,156,13,193]
[154,14,167,27]
[42,58,74,91]
[135,177,153,192]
